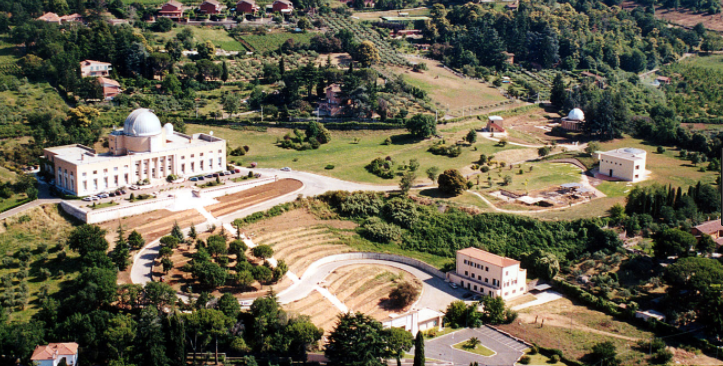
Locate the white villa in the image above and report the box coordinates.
[43,109,226,197]
[598,148,647,182]
[31,342,79,366]
[447,247,528,300]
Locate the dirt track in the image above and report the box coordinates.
[205,178,303,217]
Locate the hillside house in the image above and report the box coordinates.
[158,0,184,18]
[486,116,505,133]
[447,247,528,300]
[691,219,723,247]
[31,343,79,366]
[236,0,260,14]
[656,76,671,85]
[272,0,293,13]
[80,60,112,78]
[199,0,225,14]
[97,77,121,100]
[37,12,62,24]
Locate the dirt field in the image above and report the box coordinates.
[205,178,303,218]
[501,108,565,145]
[99,208,206,247]
[284,264,422,334]
[249,209,357,277]
[390,60,508,111]
[622,1,723,31]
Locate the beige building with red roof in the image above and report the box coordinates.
[692,219,723,247]
[31,342,79,366]
[80,60,112,78]
[447,247,527,300]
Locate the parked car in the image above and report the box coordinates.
[226,171,234,175]
[250,162,257,168]
[204,174,213,179]
[234,168,241,173]
[462,292,473,299]
[280,167,292,172]
[90,196,100,201]
[212,173,219,177]
[219,172,226,176]
[120,190,127,195]
[198,176,205,181]
[129,185,139,190]
[109,192,116,198]
[448,282,458,289]
[82,196,93,201]
[98,193,109,198]
[190,177,198,182]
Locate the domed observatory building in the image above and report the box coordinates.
[43,109,226,196]
[598,148,647,182]
[561,108,585,132]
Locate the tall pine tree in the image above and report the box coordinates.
[171,220,184,241]
[112,225,130,271]
[413,331,425,366]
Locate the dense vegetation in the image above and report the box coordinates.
[320,191,621,267]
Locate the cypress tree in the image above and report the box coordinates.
[171,220,184,241]
[675,187,683,209]
[221,61,229,82]
[279,57,285,75]
[413,331,425,366]
[111,225,130,271]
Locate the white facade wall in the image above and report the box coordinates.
[599,151,646,182]
[450,251,527,300]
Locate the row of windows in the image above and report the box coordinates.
[601,160,642,170]
[463,259,489,272]
[460,280,525,297]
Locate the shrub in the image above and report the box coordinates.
[549,354,560,363]
[361,217,402,243]
[657,146,665,154]
[519,356,531,365]
[481,166,490,173]
[388,281,419,308]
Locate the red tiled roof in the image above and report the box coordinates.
[694,219,723,235]
[97,77,120,87]
[82,60,111,66]
[164,0,183,7]
[37,12,61,22]
[31,343,79,361]
[458,247,519,268]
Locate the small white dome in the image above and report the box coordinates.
[163,123,174,136]
[568,108,585,121]
[124,109,162,137]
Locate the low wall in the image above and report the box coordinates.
[60,201,87,222]
[202,177,276,199]
[85,196,176,224]
[305,252,446,279]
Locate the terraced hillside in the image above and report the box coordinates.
[101,208,205,246]
[254,226,353,276]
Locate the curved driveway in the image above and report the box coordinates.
[277,258,466,311]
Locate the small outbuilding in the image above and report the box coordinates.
[486,116,506,133]
[598,148,647,182]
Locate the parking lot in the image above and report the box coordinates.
[419,327,529,366]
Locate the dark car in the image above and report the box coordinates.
[109,192,116,197]
[462,292,473,299]
[121,190,127,195]
[212,173,219,177]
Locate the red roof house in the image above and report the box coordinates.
[199,0,225,14]
[236,0,260,14]
[37,12,62,24]
[272,0,293,13]
[31,342,79,366]
[97,77,122,100]
[158,0,184,18]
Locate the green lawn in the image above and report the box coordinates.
[240,32,317,53]
[517,352,566,366]
[151,26,245,51]
[480,162,581,194]
[452,340,496,356]
[680,54,723,71]
[0,205,81,322]
[188,124,523,185]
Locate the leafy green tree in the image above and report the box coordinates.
[466,129,477,144]
[69,267,119,313]
[385,327,414,366]
[654,229,696,259]
[251,265,273,283]
[356,41,380,67]
[229,239,247,257]
[195,261,227,288]
[413,330,425,366]
[162,74,182,95]
[68,224,109,256]
[589,341,620,366]
[252,245,274,259]
[437,169,467,196]
[111,225,130,271]
[285,320,324,361]
[426,166,440,183]
[399,171,416,196]
[105,313,137,362]
[326,312,388,366]
[697,234,717,255]
[128,230,145,250]
[171,221,184,241]
[206,235,227,258]
[388,281,419,308]
[550,74,566,110]
[480,296,508,324]
[160,236,179,249]
[143,281,177,310]
[217,292,240,319]
[405,114,437,138]
[135,306,170,366]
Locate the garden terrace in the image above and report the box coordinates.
[317,14,407,65]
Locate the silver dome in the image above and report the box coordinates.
[567,108,585,121]
[123,109,162,137]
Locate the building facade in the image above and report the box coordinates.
[43,109,226,197]
[272,0,293,13]
[598,148,646,182]
[447,247,527,300]
[199,0,224,14]
[159,0,184,18]
[81,60,112,78]
[31,343,79,366]
[236,0,260,14]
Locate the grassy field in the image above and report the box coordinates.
[517,352,566,366]
[390,61,508,112]
[452,340,496,356]
[188,124,524,185]
[151,26,245,51]
[240,32,317,53]
[352,8,431,20]
[596,136,717,197]
[525,197,626,220]
[680,54,723,71]
[480,162,581,194]
[0,205,80,322]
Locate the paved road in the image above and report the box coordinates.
[277,258,467,311]
[418,327,528,366]
[130,168,396,285]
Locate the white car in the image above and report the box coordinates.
[82,196,93,201]
[98,193,109,198]
[280,167,292,172]
[128,185,139,190]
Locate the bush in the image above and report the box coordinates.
[361,217,402,243]
[549,354,560,363]
[519,356,531,365]
[481,166,490,173]
[388,281,419,308]
[657,146,665,154]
